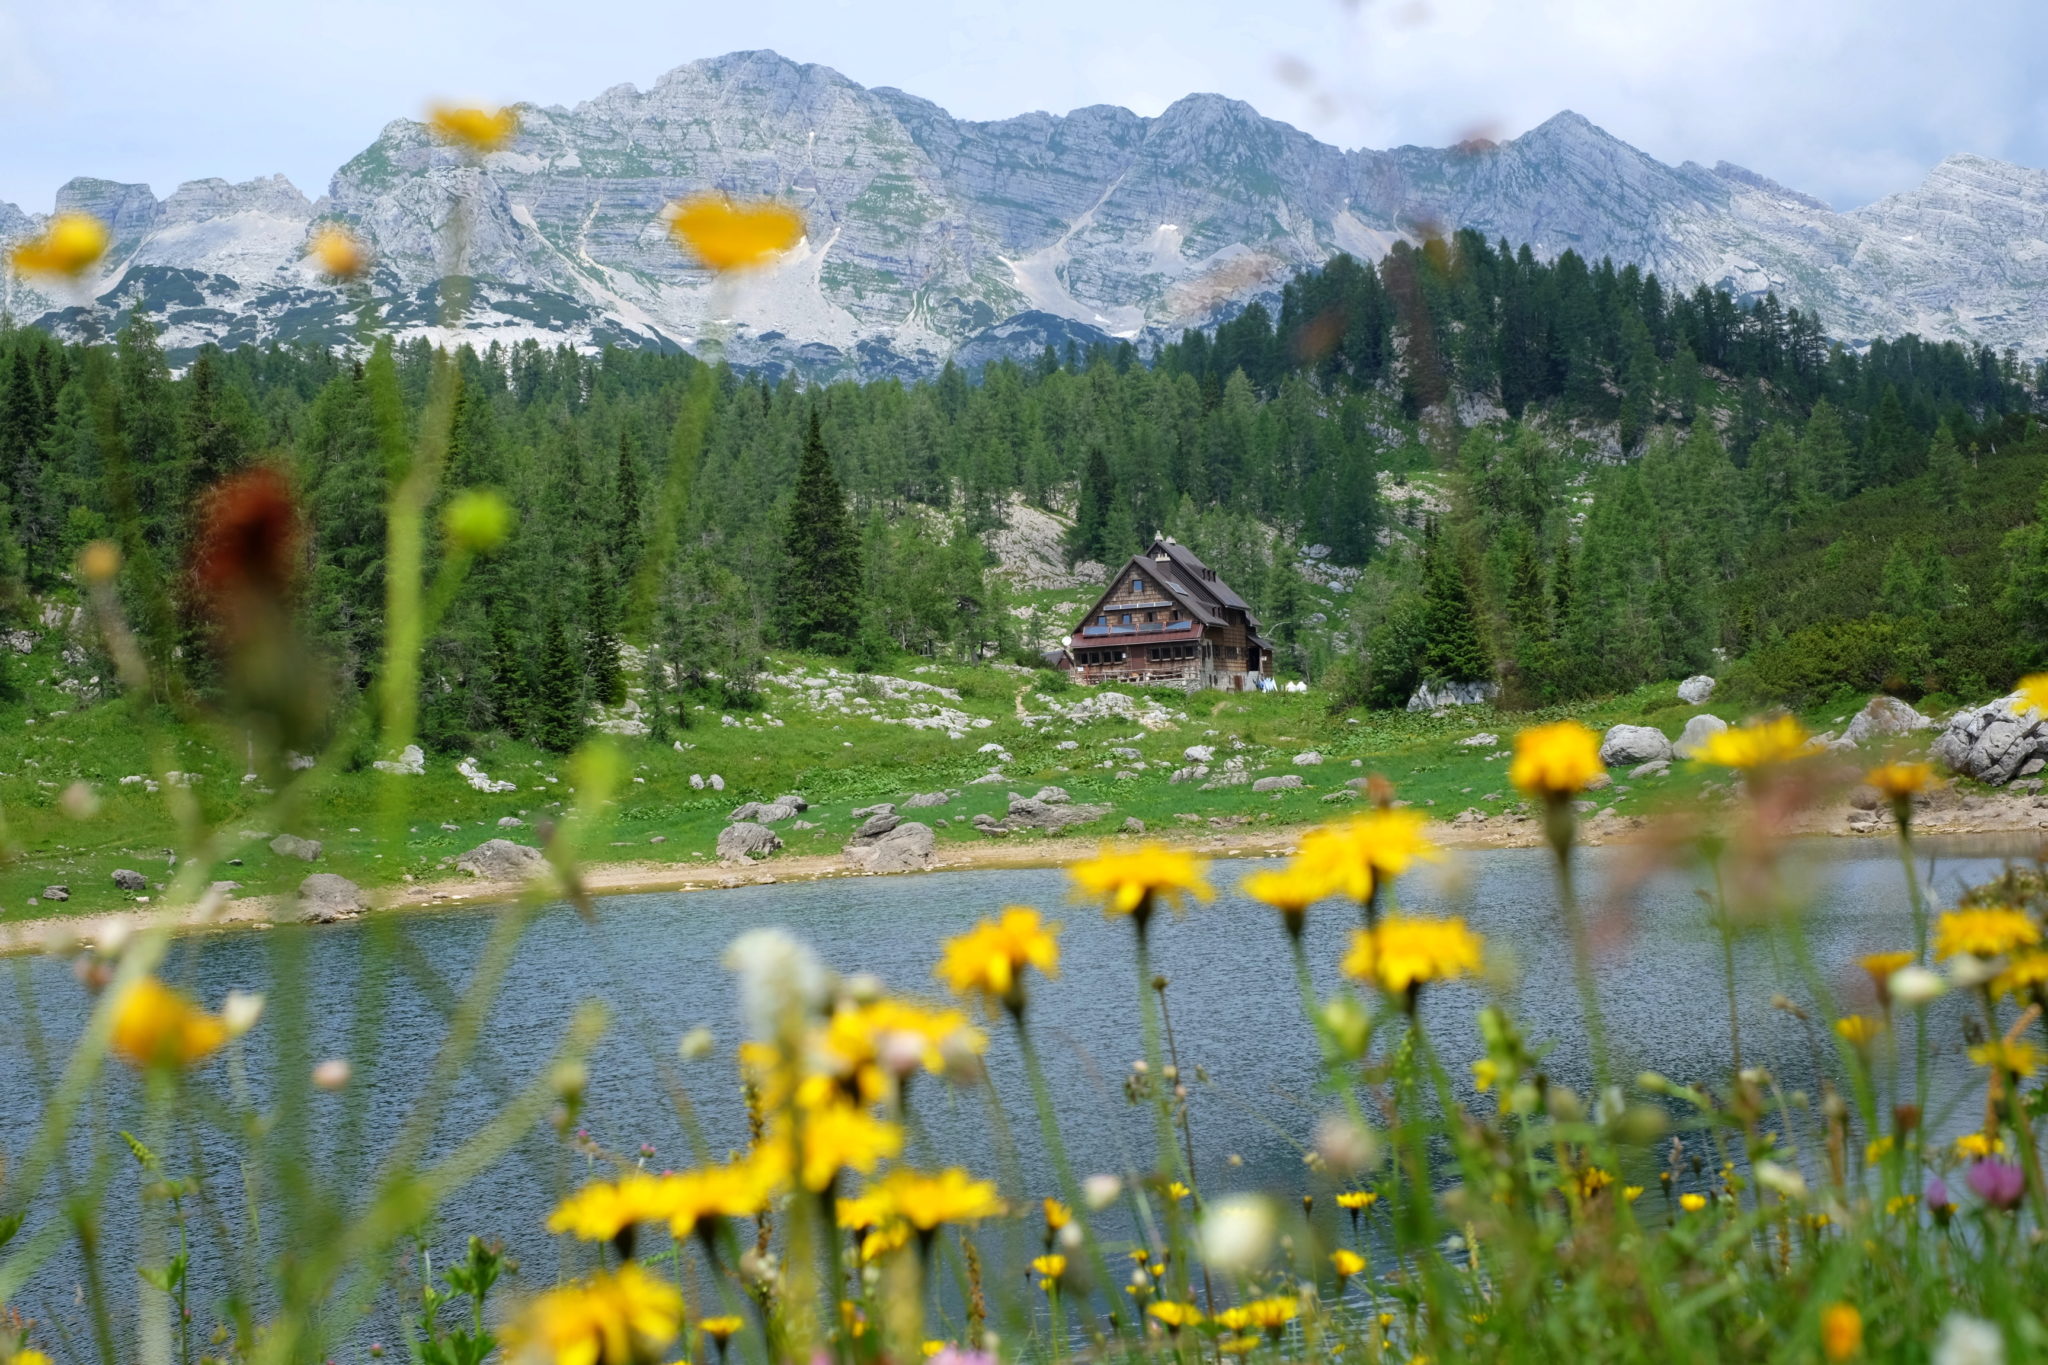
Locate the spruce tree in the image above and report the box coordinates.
[1067,446,1113,566]
[1928,424,1967,513]
[532,610,583,752]
[775,410,863,655]
[1417,521,1489,684]
[584,560,625,708]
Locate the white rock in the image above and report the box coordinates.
[371,744,425,776]
[1673,713,1729,759]
[1677,675,1717,705]
[1599,724,1672,767]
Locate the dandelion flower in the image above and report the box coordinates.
[836,1189,894,1232]
[666,194,805,273]
[1933,907,2039,960]
[1239,1296,1300,1337]
[698,1316,744,1345]
[1866,762,1936,801]
[935,907,1060,1011]
[1694,715,1817,770]
[1859,951,1914,1003]
[1042,1197,1072,1231]
[787,1101,902,1191]
[880,1168,1004,1231]
[500,1263,681,1365]
[1833,1015,1885,1048]
[1508,721,1604,800]
[111,977,231,1070]
[1968,1039,2042,1079]
[1070,843,1212,925]
[1953,1132,2006,1160]
[1991,951,2048,1001]
[547,1172,681,1243]
[1335,1190,1378,1212]
[8,211,109,280]
[1821,1303,1863,1362]
[2015,674,2048,717]
[1340,915,1483,998]
[428,104,519,153]
[1293,809,1440,905]
[1148,1301,1201,1329]
[1330,1249,1365,1278]
[1678,1193,1709,1213]
[1241,864,1328,936]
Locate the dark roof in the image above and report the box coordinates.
[1072,538,1262,636]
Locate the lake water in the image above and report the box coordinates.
[0,838,2029,1342]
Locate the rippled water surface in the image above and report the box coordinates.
[0,839,2025,1337]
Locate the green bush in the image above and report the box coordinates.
[1725,615,1932,707]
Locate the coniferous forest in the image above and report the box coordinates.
[3,229,2047,755]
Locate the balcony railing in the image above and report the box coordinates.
[1077,620,1198,639]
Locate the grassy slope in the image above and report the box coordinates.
[0,631,1904,922]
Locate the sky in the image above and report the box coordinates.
[3,0,2044,214]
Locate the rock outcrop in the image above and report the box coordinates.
[112,869,148,892]
[1677,675,1716,705]
[1839,696,1935,747]
[270,833,322,862]
[1932,693,2048,785]
[843,821,937,873]
[1673,714,1729,759]
[717,822,783,862]
[1252,774,1304,792]
[1407,680,1499,712]
[299,874,367,923]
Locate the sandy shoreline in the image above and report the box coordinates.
[5,791,2043,957]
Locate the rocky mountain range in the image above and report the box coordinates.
[5,49,2046,375]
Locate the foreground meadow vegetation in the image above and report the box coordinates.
[5,98,2048,1365]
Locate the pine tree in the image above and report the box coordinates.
[532,610,583,752]
[775,410,864,654]
[1928,424,1967,514]
[1067,446,1114,566]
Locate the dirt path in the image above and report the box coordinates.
[6,789,2042,956]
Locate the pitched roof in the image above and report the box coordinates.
[1071,538,1263,638]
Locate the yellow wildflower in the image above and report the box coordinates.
[1679,1193,1709,1213]
[305,223,368,280]
[1992,951,2048,1000]
[111,977,231,1070]
[1969,1039,2042,1079]
[788,1101,902,1191]
[8,211,109,279]
[1859,951,1915,1008]
[500,1263,681,1365]
[1821,1302,1862,1362]
[1866,762,1936,801]
[1293,808,1440,905]
[547,1172,681,1243]
[1622,1185,1645,1203]
[1693,715,1816,770]
[1885,1193,1918,1216]
[836,1189,893,1231]
[1148,1301,1202,1329]
[880,1168,1004,1230]
[1166,1181,1191,1200]
[1240,1296,1300,1336]
[1955,1132,2007,1159]
[935,907,1061,1010]
[2016,674,2048,716]
[698,1316,744,1343]
[1866,1136,1895,1164]
[1471,1057,1503,1092]
[1070,843,1212,921]
[1933,906,2040,960]
[10,1352,55,1365]
[1341,915,1484,996]
[427,104,519,153]
[1217,1337,1261,1356]
[1241,864,1328,933]
[1335,1190,1378,1212]
[1043,1197,1072,1230]
[1032,1253,1068,1287]
[1330,1249,1366,1278]
[1833,1015,1885,1048]
[920,1344,946,1359]
[824,997,986,1086]
[666,194,806,273]
[1508,721,1604,799]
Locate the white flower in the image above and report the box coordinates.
[221,991,266,1038]
[1313,1113,1380,1176]
[678,1026,715,1060]
[1933,1313,2004,1365]
[1754,1161,1807,1201]
[1948,954,1997,989]
[1888,964,1947,1006]
[1199,1194,1276,1273]
[1083,1173,1123,1210]
[724,928,828,1042]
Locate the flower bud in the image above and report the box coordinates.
[443,488,513,554]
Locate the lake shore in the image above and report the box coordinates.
[5,787,2043,956]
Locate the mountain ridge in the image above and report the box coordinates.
[5,49,2046,373]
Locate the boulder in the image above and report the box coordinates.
[1252,774,1304,792]
[902,791,951,808]
[708,775,725,791]
[730,800,799,824]
[455,839,548,880]
[1123,817,1147,833]
[851,803,897,820]
[298,874,367,923]
[1293,751,1324,766]
[270,833,322,862]
[1629,759,1671,779]
[853,812,903,840]
[1406,679,1499,712]
[716,822,782,862]
[497,816,524,828]
[1599,725,1672,767]
[774,793,810,812]
[1005,797,1113,832]
[372,744,426,776]
[209,880,242,897]
[1457,732,1499,748]
[112,869,148,891]
[1677,675,1717,705]
[1183,745,1216,763]
[843,821,936,873]
[1932,692,2048,786]
[42,884,69,902]
[1673,713,1729,759]
[1033,786,1071,805]
[1840,695,1935,747]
